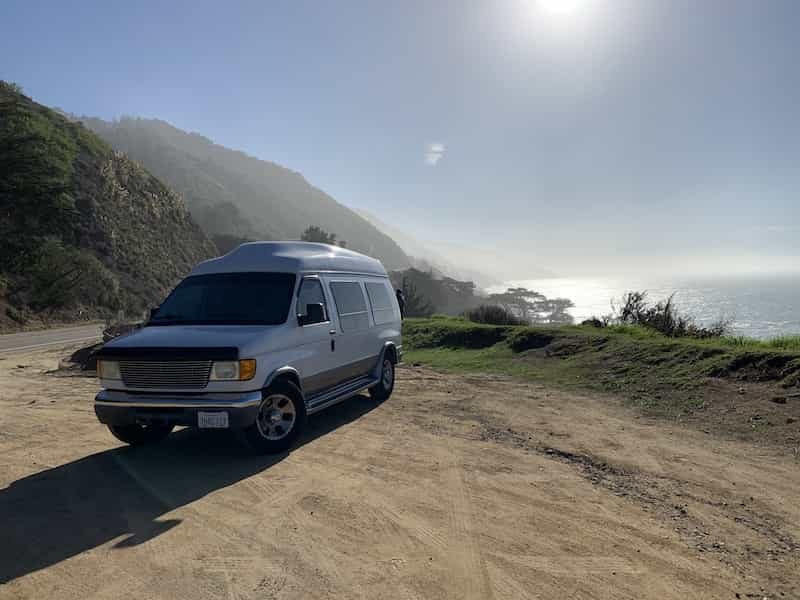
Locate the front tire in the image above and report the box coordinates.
[244,380,306,455]
[369,356,395,402]
[108,422,174,446]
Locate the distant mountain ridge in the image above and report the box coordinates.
[352,208,500,287]
[0,82,216,327]
[80,117,412,270]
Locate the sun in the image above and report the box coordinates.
[537,0,587,18]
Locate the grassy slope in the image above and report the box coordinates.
[403,317,800,421]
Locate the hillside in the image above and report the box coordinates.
[80,117,412,270]
[0,82,216,327]
[353,207,500,287]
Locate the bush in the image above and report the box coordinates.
[18,238,121,312]
[615,291,730,339]
[464,304,526,326]
[581,317,604,328]
[506,328,555,352]
[403,319,512,349]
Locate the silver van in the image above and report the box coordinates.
[94,242,402,454]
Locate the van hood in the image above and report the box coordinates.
[98,324,278,359]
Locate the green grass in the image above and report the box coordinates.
[402,317,800,418]
[720,335,800,350]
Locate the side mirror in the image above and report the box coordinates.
[298,303,326,326]
[148,306,160,321]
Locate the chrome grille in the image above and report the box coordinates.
[120,360,212,389]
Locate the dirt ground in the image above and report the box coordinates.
[0,345,798,599]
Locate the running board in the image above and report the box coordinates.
[306,375,378,415]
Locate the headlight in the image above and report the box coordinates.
[97,360,121,380]
[210,359,257,381]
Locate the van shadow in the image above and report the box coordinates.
[0,394,379,584]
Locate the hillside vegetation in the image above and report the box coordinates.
[405,317,800,394]
[0,82,216,327]
[80,116,411,270]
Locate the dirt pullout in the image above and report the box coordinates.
[0,347,798,599]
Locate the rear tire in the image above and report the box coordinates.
[369,356,395,402]
[244,380,306,455]
[108,422,174,446]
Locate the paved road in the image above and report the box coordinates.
[0,323,104,353]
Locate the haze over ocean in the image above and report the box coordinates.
[493,274,800,339]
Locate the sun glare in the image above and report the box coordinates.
[537,0,586,18]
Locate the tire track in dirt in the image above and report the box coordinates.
[303,414,458,562]
[275,418,426,599]
[435,439,494,600]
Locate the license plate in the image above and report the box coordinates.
[198,411,229,429]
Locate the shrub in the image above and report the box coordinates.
[506,328,555,352]
[464,304,526,326]
[19,238,121,312]
[581,317,604,328]
[403,319,511,349]
[614,291,730,339]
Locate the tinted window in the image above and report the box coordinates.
[150,272,296,325]
[297,278,328,323]
[366,281,395,325]
[330,281,370,331]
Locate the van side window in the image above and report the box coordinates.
[297,278,328,324]
[330,281,370,331]
[365,281,394,325]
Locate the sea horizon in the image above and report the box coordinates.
[490,272,800,340]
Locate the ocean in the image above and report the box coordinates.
[492,274,800,340]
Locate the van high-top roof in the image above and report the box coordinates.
[190,241,388,277]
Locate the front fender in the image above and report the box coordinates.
[263,365,303,395]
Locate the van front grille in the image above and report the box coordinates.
[120,360,212,389]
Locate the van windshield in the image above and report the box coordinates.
[149,272,296,326]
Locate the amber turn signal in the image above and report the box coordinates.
[238,359,257,381]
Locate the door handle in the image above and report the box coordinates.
[329,329,336,335]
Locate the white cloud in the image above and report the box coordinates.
[424,142,445,166]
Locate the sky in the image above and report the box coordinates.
[1,0,798,278]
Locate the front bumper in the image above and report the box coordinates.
[94,389,262,428]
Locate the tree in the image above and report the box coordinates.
[390,267,480,315]
[488,287,574,325]
[539,297,575,324]
[301,225,337,245]
[401,276,434,318]
[1,81,23,94]
[487,288,545,322]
